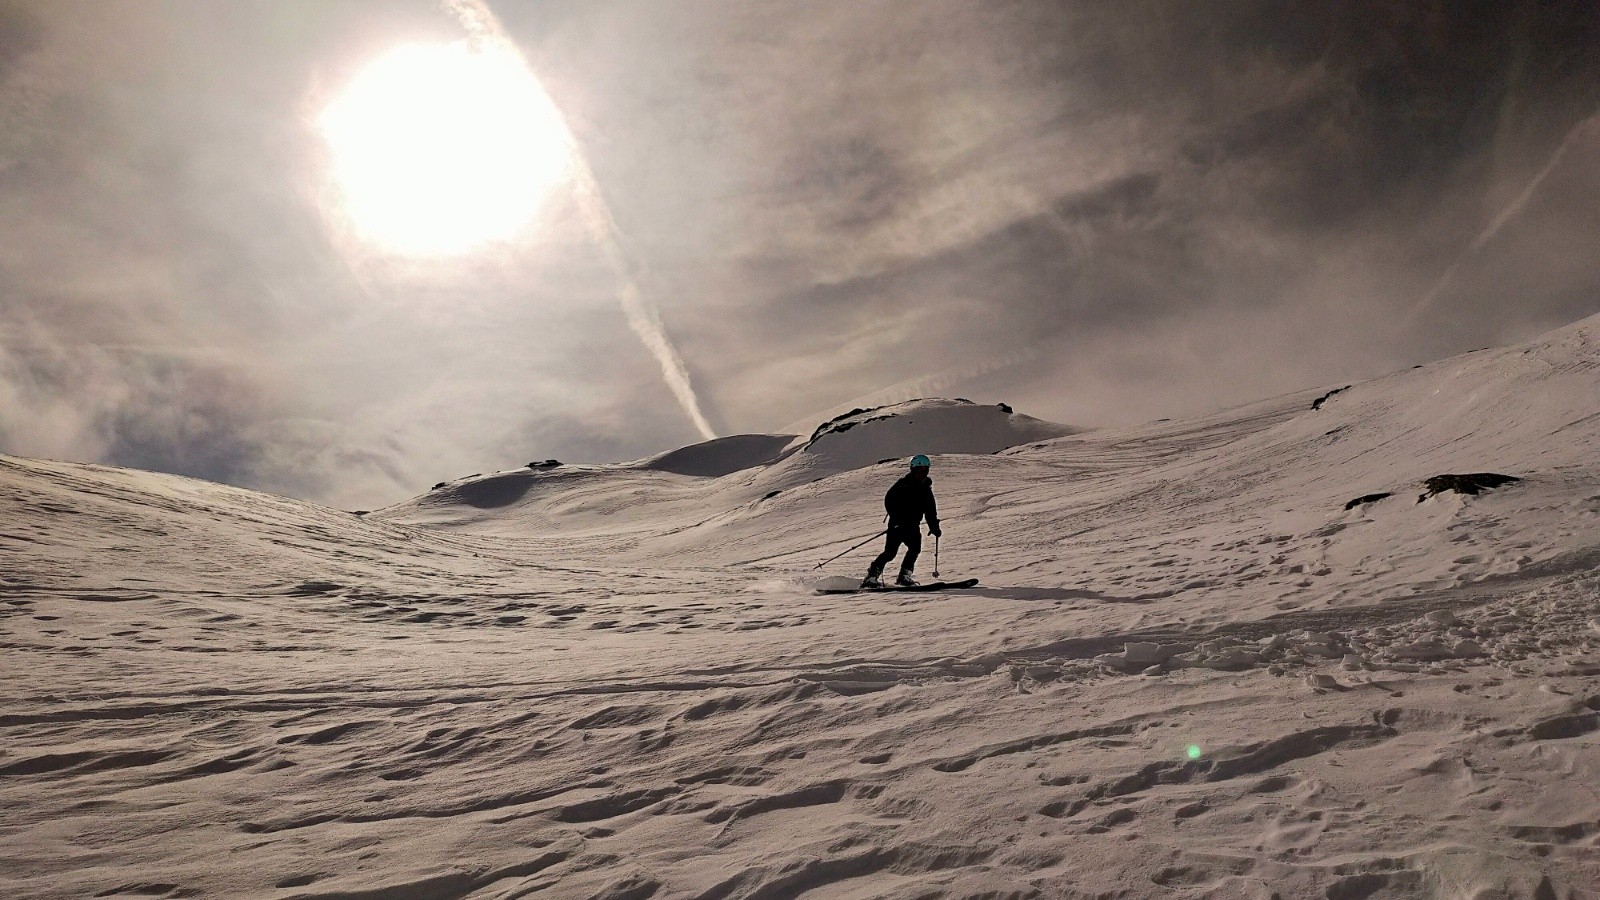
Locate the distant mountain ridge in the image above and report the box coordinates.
[371,398,1078,531]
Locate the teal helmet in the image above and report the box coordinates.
[909,454,931,469]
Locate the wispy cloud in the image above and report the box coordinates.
[1,0,1597,506]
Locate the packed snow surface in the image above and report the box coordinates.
[3,320,1600,898]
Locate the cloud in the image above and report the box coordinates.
[0,1,714,507]
[615,0,1600,430]
[2,0,1598,507]
[0,2,43,76]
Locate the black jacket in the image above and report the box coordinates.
[884,473,939,529]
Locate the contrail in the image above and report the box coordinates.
[1403,113,1598,330]
[442,0,717,440]
[566,166,719,441]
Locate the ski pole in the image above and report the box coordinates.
[813,529,887,569]
[932,534,940,578]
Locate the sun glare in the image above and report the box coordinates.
[318,41,572,256]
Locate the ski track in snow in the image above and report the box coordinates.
[3,328,1600,898]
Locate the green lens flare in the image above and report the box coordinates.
[1186,744,1202,760]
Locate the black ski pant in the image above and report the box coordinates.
[868,523,921,577]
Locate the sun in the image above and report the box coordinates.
[318,41,572,256]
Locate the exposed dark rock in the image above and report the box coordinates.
[1418,473,1520,502]
[432,482,448,490]
[1344,492,1392,510]
[1528,713,1599,741]
[763,490,781,500]
[807,406,880,443]
[289,581,341,596]
[876,457,897,465]
[810,414,898,444]
[526,459,562,469]
[806,399,1008,445]
[1312,386,1350,410]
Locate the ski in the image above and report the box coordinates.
[815,577,979,594]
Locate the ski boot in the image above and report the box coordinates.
[861,573,883,589]
[895,570,919,587]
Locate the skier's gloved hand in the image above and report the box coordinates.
[929,523,942,537]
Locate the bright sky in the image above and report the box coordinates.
[0,0,1597,508]
[317,40,572,256]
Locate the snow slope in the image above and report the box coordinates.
[3,316,1600,899]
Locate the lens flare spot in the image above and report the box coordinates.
[1186,744,1202,760]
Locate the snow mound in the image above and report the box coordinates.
[375,399,1074,532]
[378,434,799,532]
[378,464,679,532]
[756,398,1076,488]
[638,433,797,477]
[387,435,797,529]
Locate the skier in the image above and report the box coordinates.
[862,454,942,588]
